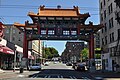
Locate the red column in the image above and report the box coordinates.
[89,33,94,59]
[77,26,80,35]
[37,25,41,34]
[0,22,3,40]
[23,32,28,58]
[70,28,71,35]
[46,28,48,35]
[54,28,56,35]
[89,40,91,59]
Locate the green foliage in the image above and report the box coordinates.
[95,54,101,59]
[81,48,101,60]
[81,48,89,61]
[43,47,59,59]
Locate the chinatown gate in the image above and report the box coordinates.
[14,5,103,72]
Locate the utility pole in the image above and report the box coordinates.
[13,47,17,72]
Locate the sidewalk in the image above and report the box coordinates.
[0,69,4,73]
[0,69,38,79]
[88,70,120,79]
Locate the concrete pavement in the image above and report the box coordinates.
[88,70,120,80]
[0,69,39,79]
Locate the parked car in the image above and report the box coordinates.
[29,63,41,71]
[44,62,49,66]
[66,62,72,66]
[72,62,77,69]
[74,63,86,71]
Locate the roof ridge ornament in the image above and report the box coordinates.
[57,5,61,9]
[40,5,45,10]
[73,6,79,10]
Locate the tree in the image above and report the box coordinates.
[81,48,89,61]
[43,47,59,59]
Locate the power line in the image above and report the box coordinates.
[0,16,27,18]
[0,5,99,11]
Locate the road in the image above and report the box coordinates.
[1,62,120,80]
[28,62,93,79]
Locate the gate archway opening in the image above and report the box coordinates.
[14,5,104,72]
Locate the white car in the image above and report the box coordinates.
[29,63,41,71]
[44,62,49,66]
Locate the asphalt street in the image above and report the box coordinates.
[0,62,120,80]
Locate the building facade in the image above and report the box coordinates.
[31,40,43,64]
[0,24,43,69]
[61,41,84,63]
[99,0,120,71]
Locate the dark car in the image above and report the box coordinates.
[66,62,72,66]
[72,62,77,69]
[75,63,85,71]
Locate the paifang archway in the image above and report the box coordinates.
[14,5,103,70]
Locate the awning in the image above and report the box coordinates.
[0,44,14,54]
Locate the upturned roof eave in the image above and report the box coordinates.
[28,12,90,18]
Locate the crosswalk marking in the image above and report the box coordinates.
[44,75,47,78]
[61,75,63,78]
[32,74,79,79]
[69,76,73,79]
[72,76,77,79]
[82,77,90,80]
[58,75,60,78]
[48,75,51,78]
[69,76,77,79]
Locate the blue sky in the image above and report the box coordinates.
[0,0,99,55]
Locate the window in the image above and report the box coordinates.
[41,30,46,34]
[100,2,103,10]
[63,30,69,35]
[112,32,114,42]
[103,0,106,6]
[101,13,103,21]
[104,23,107,32]
[110,34,112,43]
[109,19,111,28]
[13,30,15,33]
[71,31,77,35]
[102,28,104,33]
[104,10,106,19]
[110,3,113,13]
[102,38,104,45]
[12,36,15,41]
[6,29,9,33]
[110,32,114,43]
[48,30,54,35]
[108,3,113,15]
[111,18,114,28]
[105,36,107,45]
[109,18,114,29]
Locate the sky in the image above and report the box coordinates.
[0,0,100,55]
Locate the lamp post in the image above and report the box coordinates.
[13,47,17,72]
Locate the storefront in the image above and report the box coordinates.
[0,44,14,69]
[0,39,34,69]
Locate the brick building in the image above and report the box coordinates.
[61,41,84,62]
